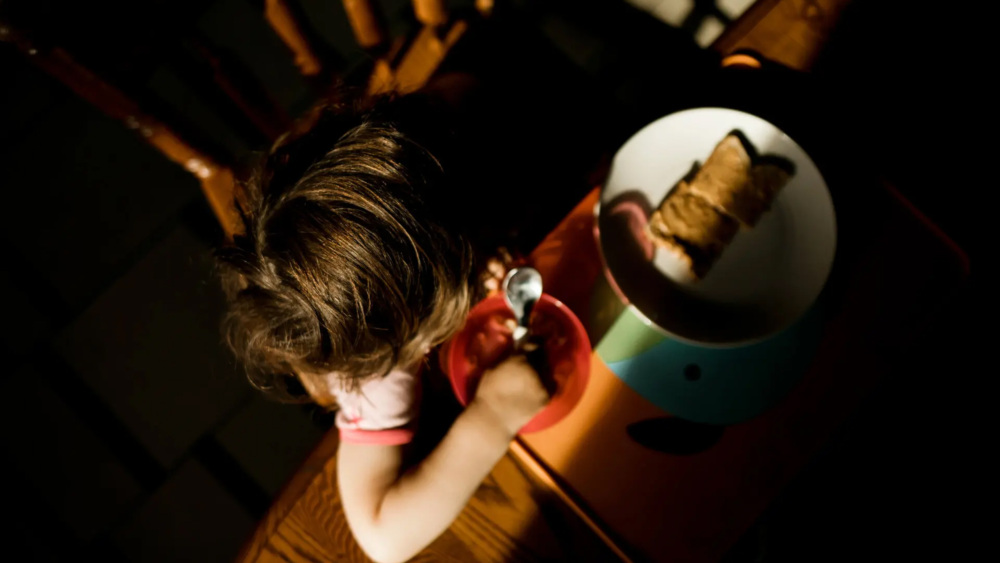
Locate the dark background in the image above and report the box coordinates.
[0,0,983,561]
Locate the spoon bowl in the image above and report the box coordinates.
[502,267,543,349]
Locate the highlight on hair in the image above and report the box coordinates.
[216,97,474,404]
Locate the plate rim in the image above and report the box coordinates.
[598,106,837,348]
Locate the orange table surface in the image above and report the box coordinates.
[520,185,969,563]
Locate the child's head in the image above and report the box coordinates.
[217,99,474,403]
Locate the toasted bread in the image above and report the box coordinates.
[654,182,738,251]
[646,182,738,279]
[685,135,753,224]
[645,133,793,280]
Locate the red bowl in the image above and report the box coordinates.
[446,294,591,434]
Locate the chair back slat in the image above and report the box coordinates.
[265,0,325,76]
[412,0,448,27]
[476,0,495,16]
[370,21,467,95]
[343,0,387,50]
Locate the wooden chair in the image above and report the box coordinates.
[0,0,494,239]
[1,0,855,236]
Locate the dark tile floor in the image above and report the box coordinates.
[54,225,253,467]
[1,364,145,543]
[0,1,981,562]
[0,92,200,309]
[113,459,256,563]
[0,1,333,558]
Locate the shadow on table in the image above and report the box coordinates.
[627,416,727,455]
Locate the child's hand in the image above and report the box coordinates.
[472,354,551,436]
[479,246,524,296]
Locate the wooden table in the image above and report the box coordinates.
[234,422,621,562]
[711,0,853,71]
[518,177,969,561]
[235,178,967,563]
[236,1,971,562]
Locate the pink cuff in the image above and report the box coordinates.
[338,427,415,446]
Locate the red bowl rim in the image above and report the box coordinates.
[446,293,591,434]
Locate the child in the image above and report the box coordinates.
[216,90,552,563]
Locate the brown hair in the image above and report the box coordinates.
[216,97,474,404]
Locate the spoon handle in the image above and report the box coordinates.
[512,325,530,351]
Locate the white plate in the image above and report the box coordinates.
[599,107,836,346]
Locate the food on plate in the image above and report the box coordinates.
[646,134,793,279]
[685,135,753,224]
[685,135,793,227]
[647,181,739,278]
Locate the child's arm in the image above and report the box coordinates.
[337,355,548,563]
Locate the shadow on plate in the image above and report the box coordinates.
[599,190,770,344]
[728,129,797,175]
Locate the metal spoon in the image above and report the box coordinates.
[502,267,543,351]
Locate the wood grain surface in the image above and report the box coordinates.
[712,0,852,71]
[236,430,619,562]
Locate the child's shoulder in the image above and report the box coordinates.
[331,362,424,446]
